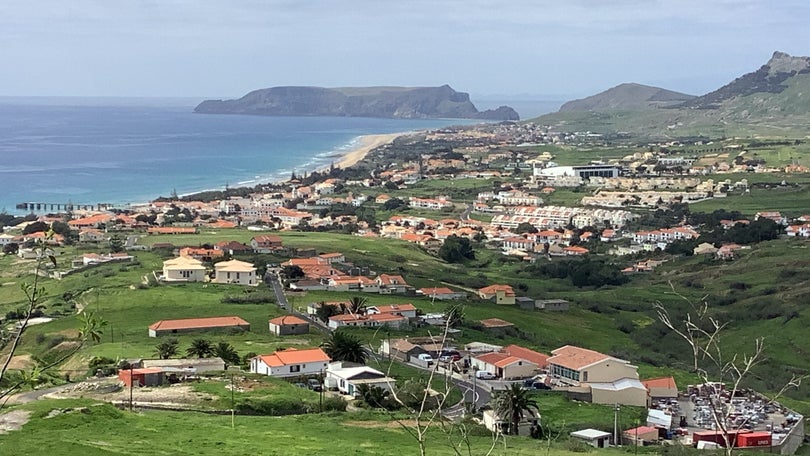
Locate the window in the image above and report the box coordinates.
[582,371,588,382]
[289,365,300,373]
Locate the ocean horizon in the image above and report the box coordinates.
[0,101,477,214]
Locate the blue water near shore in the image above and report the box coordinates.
[0,102,472,214]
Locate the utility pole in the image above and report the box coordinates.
[129,365,134,412]
[231,374,235,429]
[613,404,621,446]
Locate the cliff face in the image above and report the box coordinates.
[195,85,519,120]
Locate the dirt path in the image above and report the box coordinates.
[0,410,31,434]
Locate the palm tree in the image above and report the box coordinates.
[212,341,240,367]
[154,338,179,359]
[493,383,540,436]
[186,338,213,358]
[321,330,367,364]
[343,296,368,315]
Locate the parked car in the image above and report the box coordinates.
[417,353,434,365]
[475,370,497,380]
[307,379,322,391]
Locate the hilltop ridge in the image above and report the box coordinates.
[559,83,695,112]
[195,85,520,121]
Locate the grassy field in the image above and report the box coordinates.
[0,397,643,456]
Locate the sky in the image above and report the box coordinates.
[1,0,809,101]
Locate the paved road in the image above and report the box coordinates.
[267,275,289,309]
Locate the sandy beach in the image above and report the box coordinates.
[336,133,402,169]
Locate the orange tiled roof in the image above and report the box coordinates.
[269,315,309,326]
[502,344,549,368]
[479,318,514,328]
[149,316,249,331]
[641,376,677,390]
[548,345,612,370]
[257,348,330,367]
[478,284,515,296]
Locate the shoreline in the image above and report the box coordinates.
[334,133,403,170]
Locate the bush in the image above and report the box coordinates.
[46,335,67,349]
[236,397,309,416]
[221,293,276,304]
[321,396,347,412]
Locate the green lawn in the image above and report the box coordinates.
[0,397,638,456]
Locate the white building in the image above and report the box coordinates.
[213,259,257,286]
[162,256,207,282]
[250,348,330,378]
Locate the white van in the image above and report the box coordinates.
[475,370,497,380]
[417,353,434,365]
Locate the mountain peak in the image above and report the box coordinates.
[558,83,694,112]
[766,51,810,75]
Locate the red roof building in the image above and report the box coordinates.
[148,316,250,337]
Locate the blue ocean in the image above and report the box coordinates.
[0,101,472,214]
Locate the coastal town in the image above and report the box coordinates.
[2,118,809,453]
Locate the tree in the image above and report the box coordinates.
[382,197,407,211]
[343,296,367,315]
[0,230,106,409]
[445,303,465,328]
[2,243,18,255]
[493,383,540,436]
[22,221,48,235]
[154,338,179,359]
[186,338,214,358]
[515,222,538,234]
[438,235,475,263]
[212,341,240,367]
[357,384,398,410]
[321,330,367,364]
[315,302,341,323]
[281,264,305,280]
[109,234,125,253]
[655,284,806,456]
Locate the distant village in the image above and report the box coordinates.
[2,120,808,452]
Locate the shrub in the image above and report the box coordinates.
[46,335,67,349]
[236,397,308,416]
[321,396,347,412]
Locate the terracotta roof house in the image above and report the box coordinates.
[477,284,516,305]
[502,344,549,369]
[215,240,252,255]
[250,348,330,378]
[417,287,466,300]
[268,315,310,336]
[375,274,410,294]
[471,352,539,380]
[318,252,345,264]
[547,345,639,385]
[179,247,224,262]
[479,318,515,329]
[148,227,197,235]
[642,376,678,400]
[148,316,250,337]
[213,259,257,286]
[250,235,283,253]
[161,256,207,282]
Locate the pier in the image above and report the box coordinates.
[15,202,118,213]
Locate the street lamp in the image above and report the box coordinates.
[471,365,479,413]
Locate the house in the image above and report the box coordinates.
[215,240,252,255]
[375,194,392,204]
[477,284,516,305]
[268,315,310,336]
[147,227,197,235]
[250,348,330,378]
[325,362,396,397]
[417,287,466,300]
[547,345,639,385]
[318,252,345,264]
[148,316,250,337]
[693,242,719,255]
[479,318,515,331]
[589,378,648,407]
[642,376,678,401]
[213,259,257,286]
[78,228,109,243]
[140,357,226,374]
[570,429,613,448]
[534,299,570,311]
[179,247,224,262]
[0,233,16,246]
[471,352,538,380]
[501,344,549,369]
[379,338,428,362]
[624,426,659,446]
[375,274,410,294]
[328,313,408,330]
[366,303,418,319]
[482,409,539,437]
[119,367,164,387]
[250,235,283,253]
[161,256,207,282]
